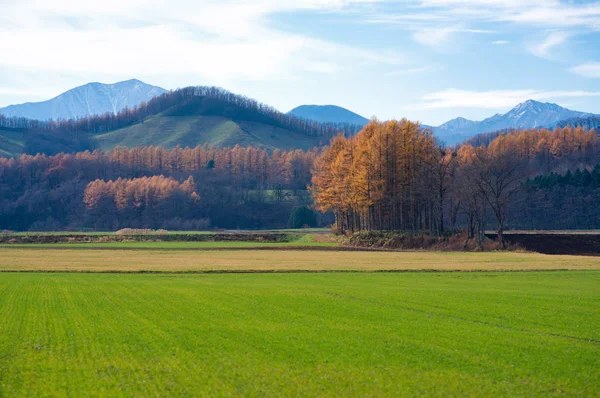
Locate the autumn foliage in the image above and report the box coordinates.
[311,120,441,233]
[312,121,599,240]
[0,145,318,230]
[0,121,598,235]
[84,176,200,229]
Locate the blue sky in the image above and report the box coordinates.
[1,0,600,125]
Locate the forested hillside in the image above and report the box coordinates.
[557,115,600,130]
[0,87,362,156]
[0,146,319,231]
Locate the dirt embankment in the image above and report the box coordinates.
[0,232,299,244]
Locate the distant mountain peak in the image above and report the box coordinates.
[521,99,541,106]
[0,79,167,121]
[510,99,563,114]
[434,99,597,144]
[288,104,369,125]
[436,116,477,131]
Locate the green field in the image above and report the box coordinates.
[0,271,598,396]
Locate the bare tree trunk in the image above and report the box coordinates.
[497,223,505,249]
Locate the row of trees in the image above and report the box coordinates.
[466,126,596,162]
[0,145,318,189]
[527,165,600,190]
[0,146,320,231]
[312,122,600,246]
[84,176,203,229]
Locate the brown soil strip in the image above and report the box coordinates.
[1,249,598,273]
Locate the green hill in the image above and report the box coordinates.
[94,115,323,151]
[92,96,325,151]
[1,90,346,156]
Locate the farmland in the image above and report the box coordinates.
[1,248,599,272]
[0,271,598,396]
[1,240,599,396]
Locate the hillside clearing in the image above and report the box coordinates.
[93,115,323,151]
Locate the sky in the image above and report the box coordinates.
[1,0,600,126]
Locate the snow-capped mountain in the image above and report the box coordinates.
[0,79,167,121]
[434,100,596,144]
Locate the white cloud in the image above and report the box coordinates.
[0,0,397,86]
[412,27,457,47]
[365,1,599,51]
[570,62,600,78]
[416,0,600,30]
[386,65,434,76]
[528,31,569,58]
[417,88,600,109]
[411,26,493,47]
[368,0,600,50]
[492,40,509,45]
[418,0,552,6]
[502,3,600,29]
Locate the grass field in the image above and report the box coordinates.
[0,271,597,396]
[0,248,599,272]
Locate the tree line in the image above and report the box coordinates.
[84,176,203,230]
[0,123,598,237]
[311,122,599,246]
[527,165,600,189]
[0,145,319,231]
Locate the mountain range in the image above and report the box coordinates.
[0,80,598,157]
[286,100,597,145]
[0,79,167,121]
[288,105,369,125]
[433,100,596,144]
